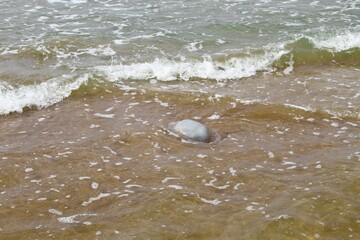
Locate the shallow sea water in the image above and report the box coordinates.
[1,66,359,239]
[0,0,360,239]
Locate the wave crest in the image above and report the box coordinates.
[94,50,288,82]
[0,74,88,115]
[309,31,360,53]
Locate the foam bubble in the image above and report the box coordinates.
[94,113,115,119]
[82,193,111,206]
[168,185,183,190]
[25,168,34,173]
[91,182,99,189]
[49,209,63,216]
[58,213,97,224]
[199,197,222,206]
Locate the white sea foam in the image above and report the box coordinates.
[0,74,88,115]
[283,53,294,75]
[168,185,183,190]
[94,50,288,82]
[49,208,63,216]
[309,31,360,52]
[82,193,111,206]
[284,103,316,112]
[58,213,97,224]
[94,113,115,119]
[47,0,87,4]
[199,197,222,206]
[161,177,180,183]
[81,45,116,57]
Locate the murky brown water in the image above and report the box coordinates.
[1,66,359,239]
[1,0,360,238]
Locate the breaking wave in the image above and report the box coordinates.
[1,30,359,115]
[94,49,288,82]
[0,74,88,115]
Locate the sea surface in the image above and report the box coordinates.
[0,0,360,239]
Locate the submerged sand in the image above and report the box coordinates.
[0,66,359,239]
